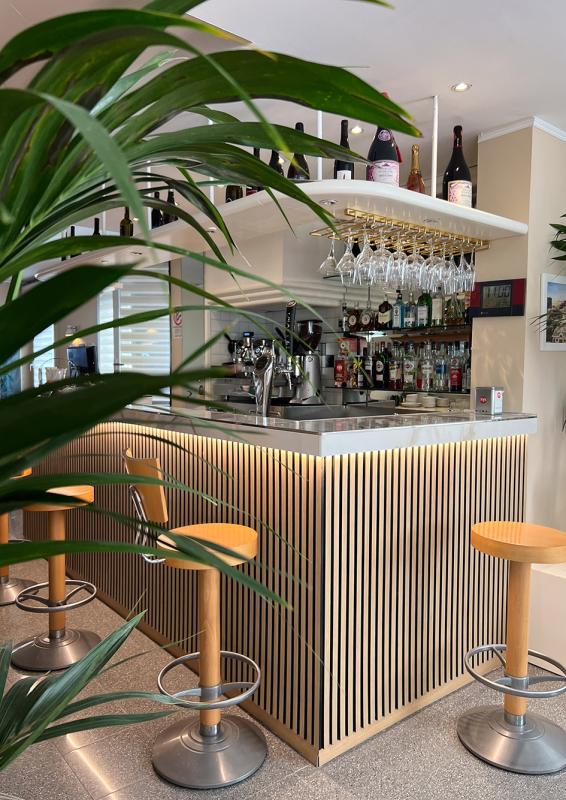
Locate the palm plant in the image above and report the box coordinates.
[0,0,418,765]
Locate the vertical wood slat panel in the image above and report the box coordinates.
[24,426,527,761]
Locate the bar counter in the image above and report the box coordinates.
[24,406,536,765]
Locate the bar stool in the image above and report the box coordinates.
[124,450,266,790]
[0,468,34,605]
[458,521,566,774]
[11,485,101,671]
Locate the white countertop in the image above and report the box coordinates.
[115,406,537,457]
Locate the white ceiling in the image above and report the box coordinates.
[3,0,566,186]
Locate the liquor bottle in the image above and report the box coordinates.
[346,306,361,333]
[334,119,354,180]
[462,342,471,392]
[246,148,263,195]
[402,343,416,390]
[92,218,101,236]
[366,95,401,186]
[406,144,426,193]
[392,289,404,329]
[434,345,448,392]
[341,300,349,332]
[442,125,472,207]
[420,343,434,392]
[403,292,417,329]
[388,344,402,391]
[269,150,284,176]
[362,347,373,388]
[445,293,465,326]
[287,123,310,182]
[417,289,432,327]
[373,342,389,389]
[119,207,134,237]
[162,190,178,223]
[359,299,374,332]
[377,296,393,330]
[431,286,444,327]
[151,192,163,228]
[449,344,463,393]
[225,184,244,202]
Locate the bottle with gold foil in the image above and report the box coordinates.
[406,144,426,193]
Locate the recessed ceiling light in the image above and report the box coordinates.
[320,199,337,206]
[278,156,285,165]
[451,82,472,93]
[350,125,363,135]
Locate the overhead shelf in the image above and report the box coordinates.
[34,179,527,281]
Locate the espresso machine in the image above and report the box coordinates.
[283,302,323,405]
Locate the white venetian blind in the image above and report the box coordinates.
[97,264,171,375]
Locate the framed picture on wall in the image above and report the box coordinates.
[540,273,566,351]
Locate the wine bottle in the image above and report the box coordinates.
[269,150,284,176]
[162,190,177,224]
[366,94,400,186]
[406,144,426,193]
[442,125,472,207]
[119,207,134,237]
[225,184,243,202]
[92,218,101,236]
[334,119,354,180]
[151,191,164,228]
[246,148,263,195]
[287,123,310,182]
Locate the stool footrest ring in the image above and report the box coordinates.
[157,650,261,711]
[464,644,566,699]
[15,579,97,613]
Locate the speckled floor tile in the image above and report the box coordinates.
[0,740,92,800]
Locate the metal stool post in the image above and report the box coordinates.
[0,512,34,606]
[11,486,101,672]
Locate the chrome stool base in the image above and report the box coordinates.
[458,705,566,775]
[11,628,101,671]
[0,576,35,606]
[152,716,267,789]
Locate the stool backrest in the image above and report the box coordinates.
[123,449,169,524]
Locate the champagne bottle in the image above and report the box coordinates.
[162,190,177,224]
[225,184,243,202]
[151,191,164,228]
[366,94,401,186]
[442,125,472,207]
[334,119,354,180]
[119,207,134,237]
[406,144,426,193]
[246,148,263,195]
[92,218,101,236]
[287,123,310,182]
[269,150,284,176]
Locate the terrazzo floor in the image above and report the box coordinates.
[1,559,565,800]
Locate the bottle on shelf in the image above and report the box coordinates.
[406,144,426,194]
[463,342,472,392]
[402,343,417,390]
[449,344,463,393]
[417,288,432,328]
[403,291,417,329]
[362,347,373,388]
[420,342,434,392]
[359,297,374,332]
[388,344,402,391]
[346,305,361,333]
[377,295,393,331]
[246,148,263,195]
[269,150,284,176]
[287,123,310,182]
[366,94,401,187]
[373,342,389,389]
[92,218,101,236]
[434,345,448,392]
[445,293,465,326]
[392,288,404,329]
[162,190,178,224]
[431,286,444,327]
[225,184,244,203]
[151,192,163,228]
[442,125,473,207]
[119,207,134,237]
[334,119,354,180]
[341,300,349,332]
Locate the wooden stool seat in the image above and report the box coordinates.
[160,524,258,571]
[26,484,95,513]
[472,521,566,564]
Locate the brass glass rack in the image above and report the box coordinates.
[310,208,489,256]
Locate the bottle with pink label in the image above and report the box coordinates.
[366,93,401,187]
[442,125,473,207]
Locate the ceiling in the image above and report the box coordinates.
[2,0,565,188]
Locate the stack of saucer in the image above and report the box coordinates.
[422,396,437,409]
[401,393,421,409]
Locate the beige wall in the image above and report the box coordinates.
[476,124,566,527]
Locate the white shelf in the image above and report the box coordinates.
[34,179,527,280]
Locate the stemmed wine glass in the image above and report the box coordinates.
[319,237,337,277]
[369,227,390,291]
[405,235,425,292]
[387,233,406,289]
[336,235,355,284]
[354,231,373,285]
